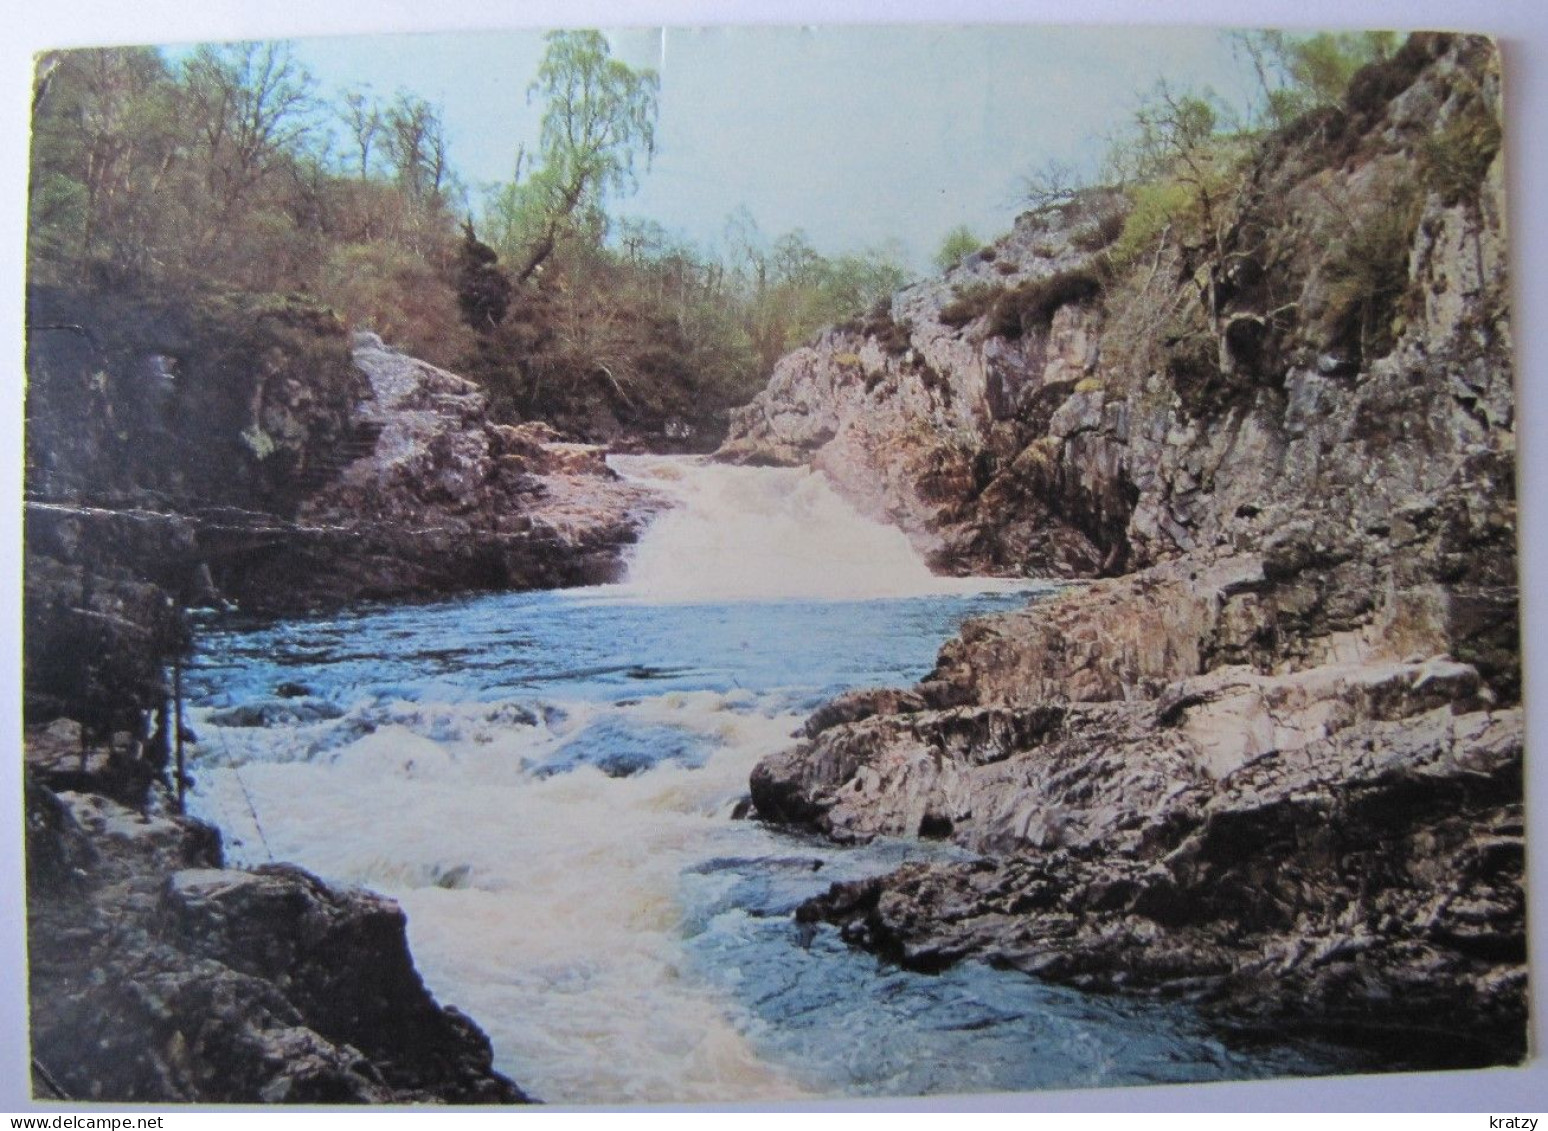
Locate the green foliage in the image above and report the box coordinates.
[707,217,912,372]
[28,47,184,285]
[818,244,913,323]
[934,225,981,273]
[453,207,912,443]
[1423,95,1502,208]
[28,40,476,368]
[498,31,660,283]
[1095,31,1403,292]
[1109,178,1202,268]
[1107,82,1227,185]
[1100,80,1247,274]
[1300,33,1398,101]
[25,37,915,451]
[532,32,657,203]
[1234,30,1398,128]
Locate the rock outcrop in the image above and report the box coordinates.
[751,570,1525,1064]
[23,293,660,1101]
[219,333,663,612]
[24,291,662,626]
[739,34,1525,1066]
[24,299,662,746]
[25,770,528,1103]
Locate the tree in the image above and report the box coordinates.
[1019,158,1086,211]
[28,47,181,282]
[181,41,316,217]
[934,225,980,273]
[507,30,660,283]
[338,85,384,180]
[457,220,512,332]
[384,92,449,205]
[1232,31,1398,128]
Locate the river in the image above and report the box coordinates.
[184,455,1344,1103]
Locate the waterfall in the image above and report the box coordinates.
[606,455,1015,603]
[184,459,1331,1104]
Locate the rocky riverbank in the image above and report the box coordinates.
[221,331,664,612]
[23,289,664,1102]
[25,747,529,1103]
[751,559,1525,1065]
[736,34,1526,1064]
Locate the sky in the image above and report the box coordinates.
[290,24,1263,270]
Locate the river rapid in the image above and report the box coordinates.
[185,455,1343,1103]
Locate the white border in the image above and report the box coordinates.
[5,0,1544,1114]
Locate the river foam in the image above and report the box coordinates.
[186,456,1341,1102]
[600,455,1026,604]
[195,688,812,1101]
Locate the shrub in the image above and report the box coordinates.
[933,225,982,272]
[987,266,1103,340]
[1423,95,1502,208]
[1343,34,1437,123]
[315,241,473,368]
[1072,208,1126,252]
[843,299,914,356]
[1322,182,1423,360]
[1109,179,1196,268]
[938,282,1004,328]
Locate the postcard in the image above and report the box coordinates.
[12,13,1536,1109]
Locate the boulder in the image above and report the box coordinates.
[25,785,529,1104]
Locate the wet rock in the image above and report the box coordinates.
[24,775,98,895]
[207,698,345,728]
[23,506,193,790]
[25,784,529,1105]
[747,41,1522,1063]
[221,336,665,613]
[802,687,929,737]
[793,705,1525,1067]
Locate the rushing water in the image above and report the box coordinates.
[185,456,1344,1103]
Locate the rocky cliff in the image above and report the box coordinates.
[735,34,1525,1064]
[222,331,662,611]
[23,290,660,1101]
[24,294,661,756]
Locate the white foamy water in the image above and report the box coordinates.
[185,457,1337,1103]
[602,455,1022,603]
[193,691,816,1102]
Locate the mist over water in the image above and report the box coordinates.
[186,456,1344,1102]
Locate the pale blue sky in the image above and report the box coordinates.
[293,24,1262,269]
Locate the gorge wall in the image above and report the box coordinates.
[25,289,661,752]
[733,33,1526,1063]
[23,289,662,1101]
